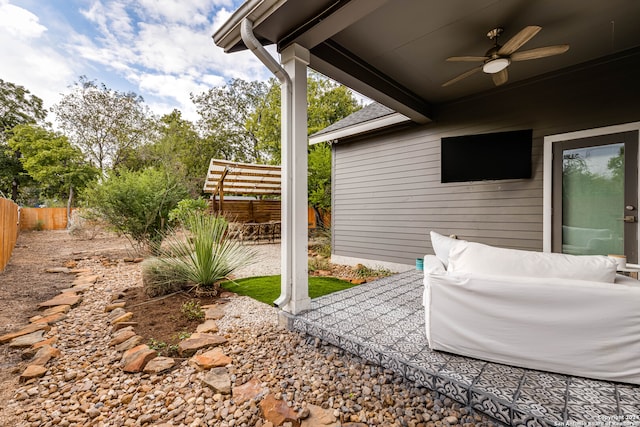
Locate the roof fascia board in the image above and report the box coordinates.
[278,0,389,50]
[309,112,410,144]
[213,0,286,52]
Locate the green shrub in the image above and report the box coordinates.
[141,257,185,297]
[169,197,209,227]
[82,167,188,253]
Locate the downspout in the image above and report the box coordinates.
[240,18,292,308]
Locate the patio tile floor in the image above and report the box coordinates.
[285,271,640,427]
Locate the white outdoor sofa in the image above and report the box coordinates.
[423,231,640,385]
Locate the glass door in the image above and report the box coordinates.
[552,131,638,262]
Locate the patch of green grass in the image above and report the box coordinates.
[221,275,357,306]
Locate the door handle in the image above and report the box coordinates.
[623,215,637,223]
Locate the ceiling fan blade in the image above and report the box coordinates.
[492,68,508,86]
[446,56,488,62]
[498,25,542,56]
[511,44,570,61]
[442,66,483,87]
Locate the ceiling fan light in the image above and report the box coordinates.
[483,58,510,74]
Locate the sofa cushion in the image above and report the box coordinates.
[430,231,464,268]
[448,241,617,283]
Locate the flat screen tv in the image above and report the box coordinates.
[441,129,532,183]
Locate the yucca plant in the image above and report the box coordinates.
[143,212,257,295]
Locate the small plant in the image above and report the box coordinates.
[353,264,393,279]
[168,197,209,227]
[309,256,331,272]
[33,219,45,231]
[148,338,168,352]
[181,300,204,321]
[175,331,191,340]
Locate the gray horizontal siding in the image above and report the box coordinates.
[332,49,640,266]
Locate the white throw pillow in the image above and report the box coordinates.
[448,241,617,283]
[430,231,464,268]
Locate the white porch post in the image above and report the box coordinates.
[280,43,310,314]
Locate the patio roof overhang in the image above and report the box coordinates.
[214,0,640,125]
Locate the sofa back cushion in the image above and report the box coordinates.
[430,231,465,268]
[448,241,617,283]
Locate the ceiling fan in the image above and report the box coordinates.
[442,26,569,87]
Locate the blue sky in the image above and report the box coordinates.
[0,0,276,122]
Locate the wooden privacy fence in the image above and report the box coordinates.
[20,207,70,231]
[0,198,20,271]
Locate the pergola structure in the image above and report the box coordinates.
[203,159,281,212]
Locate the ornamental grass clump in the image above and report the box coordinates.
[142,212,256,296]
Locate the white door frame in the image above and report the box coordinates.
[543,122,640,252]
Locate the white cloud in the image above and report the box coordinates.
[0,1,47,39]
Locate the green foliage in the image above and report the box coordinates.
[83,167,188,252]
[8,124,98,204]
[141,257,185,297]
[221,275,356,305]
[144,212,256,295]
[33,220,45,231]
[308,256,331,272]
[181,300,204,321]
[354,264,393,279]
[0,79,46,201]
[53,76,152,174]
[308,142,332,210]
[168,197,209,226]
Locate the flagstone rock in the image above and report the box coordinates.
[19,365,47,382]
[9,330,46,348]
[32,312,66,325]
[201,367,231,394]
[204,306,225,320]
[110,312,134,324]
[107,307,127,320]
[115,335,144,352]
[178,333,227,357]
[104,301,126,312]
[31,344,61,366]
[196,319,219,333]
[121,344,157,373]
[232,378,265,405]
[73,274,99,284]
[143,356,175,373]
[189,348,232,370]
[112,321,138,331]
[0,323,51,344]
[109,329,136,346]
[60,283,92,293]
[260,394,300,427]
[45,267,71,274]
[41,304,71,316]
[37,292,82,308]
[31,335,58,350]
[300,404,339,427]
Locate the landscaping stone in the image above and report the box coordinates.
[60,283,93,293]
[9,330,46,348]
[32,311,66,325]
[112,321,138,331]
[73,274,99,284]
[232,378,265,405]
[19,365,47,382]
[260,394,300,427]
[41,304,71,316]
[143,356,175,373]
[37,292,82,308]
[300,404,338,427]
[178,333,227,357]
[201,367,231,394]
[104,301,126,312]
[195,319,218,333]
[109,329,136,346]
[188,348,231,370]
[31,335,57,349]
[45,267,71,274]
[0,322,50,344]
[114,335,144,352]
[110,312,134,324]
[204,306,225,320]
[121,344,157,373]
[30,344,61,366]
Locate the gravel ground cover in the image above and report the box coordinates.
[0,231,501,427]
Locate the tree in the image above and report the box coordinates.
[0,79,47,200]
[191,78,270,163]
[53,76,151,175]
[83,167,188,253]
[8,124,98,219]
